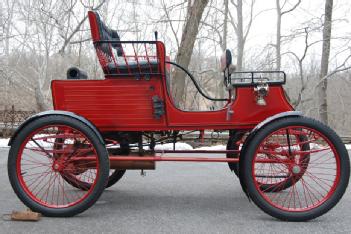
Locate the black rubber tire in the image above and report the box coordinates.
[106,170,126,188]
[226,133,241,177]
[104,142,129,188]
[62,169,125,190]
[8,115,109,217]
[241,116,350,221]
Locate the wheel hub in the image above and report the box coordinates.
[52,162,64,172]
[291,165,301,174]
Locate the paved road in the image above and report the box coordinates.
[0,148,350,234]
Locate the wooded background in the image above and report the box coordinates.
[1,0,351,134]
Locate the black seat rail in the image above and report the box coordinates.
[93,40,162,78]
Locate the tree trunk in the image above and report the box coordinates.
[35,87,49,112]
[222,0,229,51]
[171,0,209,107]
[3,0,15,62]
[318,0,333,124]
[276,0,282,71]
[236,0,244,71]
[275,0,301,71]
[217,0,229,108]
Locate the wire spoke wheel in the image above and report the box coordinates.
[8,116,109,217]
[242,117,350,221]
[18,125,98,207]
[55,138,127,191]
[254,127,334,210]
[254,130,310,192]
[227,131,309,193]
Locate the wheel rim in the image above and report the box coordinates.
[16,125,100,208]
[252,126,340,212]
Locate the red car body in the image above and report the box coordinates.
[51,12,293,133]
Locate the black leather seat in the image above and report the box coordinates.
[93,12,159,74]
[94,13,123,57]
[107,59,159,74]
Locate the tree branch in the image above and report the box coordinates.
[59,0,107,54]
[281,0,301,16]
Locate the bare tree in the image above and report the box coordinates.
[275,0,301,71]
[284,28,317,108]
[1,0,16,60]
[9,0,109,111]
[222,0,229,51]
[318,0,333,124]
[59,1,107,54]
[229,0,255,71]
[217,0,229,105]
[171,0,209,107]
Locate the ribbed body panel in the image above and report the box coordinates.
[52,78,166,131]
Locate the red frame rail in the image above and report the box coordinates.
[71,155,289,164]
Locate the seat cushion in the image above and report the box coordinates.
[107,59,159,74]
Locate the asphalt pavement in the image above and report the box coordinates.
[0,148,350,234]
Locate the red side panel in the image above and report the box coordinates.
[52,78,167,131]
[52,79,292,131]
[163,86,293,129]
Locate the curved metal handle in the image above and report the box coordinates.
[166,61,228,102]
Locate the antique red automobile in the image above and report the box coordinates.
[7,11,350,221]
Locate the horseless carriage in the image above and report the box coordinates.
[7,11,350,221]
